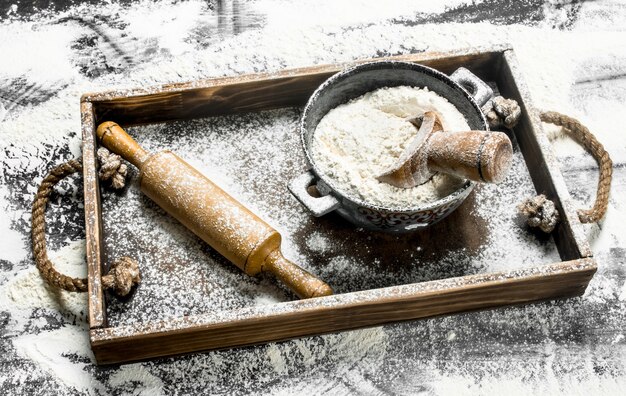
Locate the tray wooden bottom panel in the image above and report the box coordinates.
[90,259,596,365]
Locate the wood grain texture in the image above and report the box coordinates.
[82,46,506,126]
[90,258,596,365]
[496,50,592,260]
[80,45,596,364]
[427,130,513,183]
[81,101,107,329]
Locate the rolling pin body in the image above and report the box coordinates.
[97,122,332,299]
[140,151,277,274]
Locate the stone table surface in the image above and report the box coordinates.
[0,0,625,394]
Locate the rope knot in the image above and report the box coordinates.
[32,151,140,297]
[485,96,522,129]
[97,147,127,189]
[518,194,560,233]
[102,256,141,296]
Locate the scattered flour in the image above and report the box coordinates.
[311,86,469,208]
[0,0,624,394]
[305,231,332,253]
[0,240,86,326]
[12,326,103,395]
[108,364,164,395]
[619,281,626,302]
[4,240,87,321]
[0,185,27,262]
[266,344,288,374]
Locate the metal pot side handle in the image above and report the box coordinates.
[288,170,341,217]
[288,169,341,217]
[450,67,494,107]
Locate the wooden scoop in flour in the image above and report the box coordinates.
[97,122,332,299]
[377,111,513,188]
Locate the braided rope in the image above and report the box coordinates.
[32,160,88,292]
[31,149,140,296]
[540,111,613,223]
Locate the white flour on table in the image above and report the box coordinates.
[0,0,624,394]
[312,86,469,208]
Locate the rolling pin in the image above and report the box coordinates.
[96,121,332,299]
[377,111,513,188]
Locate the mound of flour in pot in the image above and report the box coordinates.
[311,86,471,208]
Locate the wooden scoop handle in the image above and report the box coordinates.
[264,251,333,299]
[426,130,513,183]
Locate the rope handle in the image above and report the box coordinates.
[483,100,612,222]
[540,111,613,223]
[31,150,140,296]
[32,160,89,292]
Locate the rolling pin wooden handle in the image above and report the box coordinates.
[264,250,333,299]
[427,130,513,183]
[96,121,149,168]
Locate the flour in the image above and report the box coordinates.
[12,326,103,394]
[4,240,87,321]
[0,185,27,262]
[0,0,625,394]
[108,364,164,395]
[305,231,332,253]
[311,86,470,208]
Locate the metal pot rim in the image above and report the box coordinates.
[299,60,486,213]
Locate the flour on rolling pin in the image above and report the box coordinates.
[97,122,332,299]
[311,86,469,208]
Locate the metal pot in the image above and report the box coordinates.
[289,61,493,232]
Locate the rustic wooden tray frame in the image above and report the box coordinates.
[81,45,596,365]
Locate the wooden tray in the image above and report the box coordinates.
[81,45,596,365]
